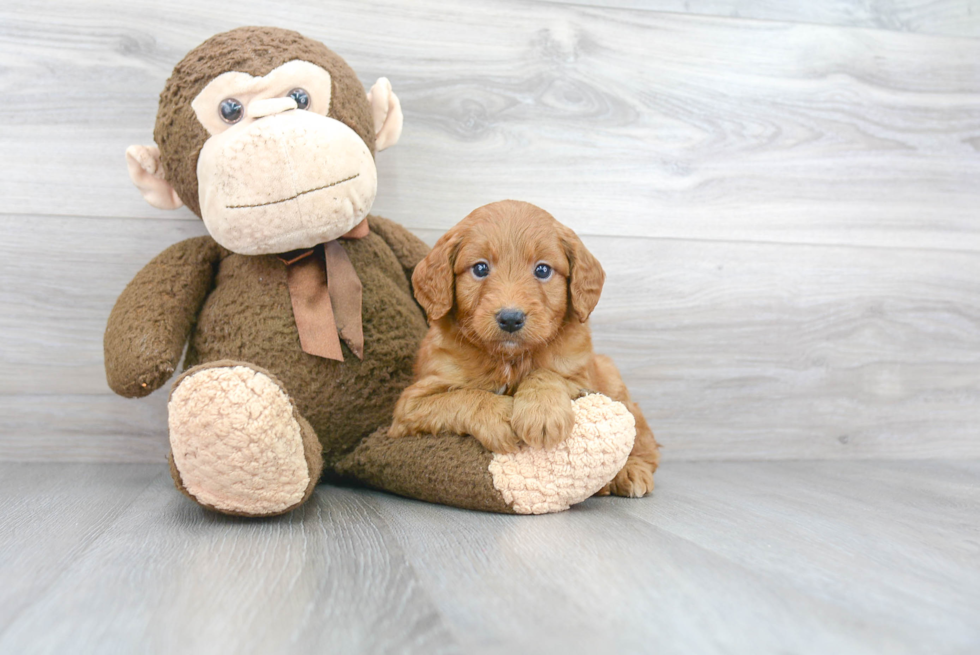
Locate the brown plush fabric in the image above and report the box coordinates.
[178,216,429,469]
[335,426,516,514]
[367,214,431,287]
[155,26,376,217]
[105,236,226,398]
[168,452,192,501]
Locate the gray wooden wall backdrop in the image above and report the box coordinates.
[1,0,978,462]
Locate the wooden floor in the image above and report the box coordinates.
[0,460,976,654]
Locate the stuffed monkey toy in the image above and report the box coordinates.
[106,27,635,517]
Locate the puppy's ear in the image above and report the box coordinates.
[558,224,605,322]
[412,226,464,321]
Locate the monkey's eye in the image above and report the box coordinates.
[288,88,310,110]
[534,263,553,280]
[472,262,490,279]
[219,98,244,124]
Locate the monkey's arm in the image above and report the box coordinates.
[367,214,430,287]
[104,236,226,398]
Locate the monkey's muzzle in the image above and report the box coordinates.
[197,110,378,255]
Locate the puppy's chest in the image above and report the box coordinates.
[483,357,534,395]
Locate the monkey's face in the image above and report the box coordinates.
[128,28,403,253]
[192,60,377,255]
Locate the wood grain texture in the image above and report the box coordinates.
[0,465,460,655]
[0,463,160,635]
[543,0,980,38]
[612,459,980,650]
[0,461,976,654]
[0,395,171,462]
[0,0,978,250]
[0,0,978,462]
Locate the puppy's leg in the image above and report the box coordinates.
[390,377,520,454]
[592,355,660,497]
[602,404,659,497]
[511,369,578,449]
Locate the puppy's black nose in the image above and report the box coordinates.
[496,309,526,333]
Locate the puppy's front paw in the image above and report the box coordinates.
[388,420,411,438]
[472,421,521,454]
[512,397,574,449]
[470,395,521,454]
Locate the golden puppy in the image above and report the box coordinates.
[389,200,659,497]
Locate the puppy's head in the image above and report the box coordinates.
[413,200,605,354]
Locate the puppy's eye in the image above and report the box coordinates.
[219,98,244,123]
[472,262,490,279]
[534,263,553,280]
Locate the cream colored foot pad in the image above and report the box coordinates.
[488,394,636,515]
[169,366,310,515]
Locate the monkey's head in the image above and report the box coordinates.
[126,27,403,255]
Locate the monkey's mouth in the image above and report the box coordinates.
[225,173,360,209]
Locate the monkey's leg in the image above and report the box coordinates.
[167,360,323,517]
[334,394,635,514]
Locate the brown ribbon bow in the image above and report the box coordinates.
[278,221,369,362]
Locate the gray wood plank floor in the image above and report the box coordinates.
[0,461,976,654]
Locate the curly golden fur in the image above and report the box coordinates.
[390,200,660,497]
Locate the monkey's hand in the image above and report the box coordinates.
[104,236,224,398]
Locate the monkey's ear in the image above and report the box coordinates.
[412,227,463,322]
[125,145,183,210]
[367,77,403,152]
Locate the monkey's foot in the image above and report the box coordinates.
[167,361,323,517]
[336,393,635,515]
[488,393,635,513]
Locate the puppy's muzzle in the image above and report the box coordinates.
[496,309,526,333]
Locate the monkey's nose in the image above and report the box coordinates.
[496,309,526,333]
[248,96,299,119]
